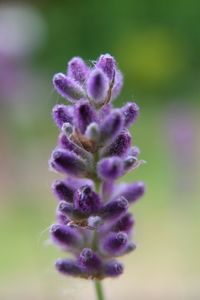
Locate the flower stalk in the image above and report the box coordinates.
[94,280,105,300]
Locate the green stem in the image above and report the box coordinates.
[94,280,105,300]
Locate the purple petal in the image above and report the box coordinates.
[53,73,85,102]
[96,54,116,80]
[102,129,132,158]
[103,260,124,277]
[86,68,109,104]
[101,196,129,221]
[52,179,74,202]
[74,185,101,216]
[50,149,86,177]
[74,100,97,134]
[121,102,140,128]
[117,181,145,204]
[55,258,82,277]
[67,57,89,83]
[57,133,90,160]
[52,104,73,128]
[99,110,123,145]
[112,213,135,234]
[78,248,102,272]
[111,69,123,100]
[50,224,83,249]
[102,232,128,256]
[97,156,123,180]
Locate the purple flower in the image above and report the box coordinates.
[102,129,132,158]
[57,133,89,159]
[102,232,128,256]
[97,157,123,180]
[111,70,123,100]
[49,54,145,281]
[99,110,123,145]
[53,73,85,102]
[74,185,101,216]
[86,68,109,105]
[52,104,73,129]
[103,260,124,277]
[96,54,116,80]
[117,181,145,204]
[55,258,82,277]
[79,248,102,273]
[50,224,83,250]
[50,149,87,177]
[121,102,140,128]
[112,213,135,234]
[74,100,97,134]
[101,196,129,221]
[52,179,74,202]
[67,57,89,83]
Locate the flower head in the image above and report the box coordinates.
[49,54,145,280]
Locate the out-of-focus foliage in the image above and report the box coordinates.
[36,0,200,101]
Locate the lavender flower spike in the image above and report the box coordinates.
[49,54,146,299]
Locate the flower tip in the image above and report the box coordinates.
[67,56,89,83]
[86,68,109,104]
[53,73,85,102]
[104,260,124,277]
[117,196,129,209]
[96,54,116,80]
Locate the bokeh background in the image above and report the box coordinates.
[0,1,200,299]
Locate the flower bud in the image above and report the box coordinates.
[52,179,74,202]
[96,54,116,80]
[121,102,139,128]
[61,122,73,136]
[57,133,90,160]
[56,211,70,225]
[50,224,83,250]
[111,70,123,100]
[118,181,145,204]
[112,213,135,234]
[86,68,109,104]
[52,104,73,128]
[97,157,123,180]
[74,100,97,134]
[67,57,89,83]
[102,129,131,158]
[79,248,102,273]
[102,232,128,256]
[99,110,123,146]
[55,258,82,277]
[50,149,86,177]
[57,201,74,219]
[124,242,136,254]
[103,260,124,277]
[85,122,100,142]
[53,73,85,102]
[101,196,128,221]
[74,185,101,216]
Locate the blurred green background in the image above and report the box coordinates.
[0,1,200,299]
